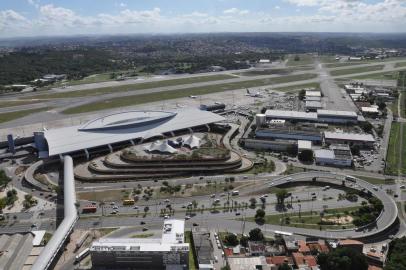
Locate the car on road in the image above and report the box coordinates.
[142,227,148,231]
[140,221,145,225]
[235,212,241,216]
[133,206,139,209]
[372,186,379,191]
[185,215,191,220]
[113,206,118,210]
[193,223,199,226]
[400,185,405,189]
[164,215,170,219]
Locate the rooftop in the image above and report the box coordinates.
[40,108,225,157]
[90,219,188,252]
[324,131,375,142]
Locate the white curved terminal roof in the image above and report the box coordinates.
[43,108,224,157]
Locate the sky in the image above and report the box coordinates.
[0,0,406,38]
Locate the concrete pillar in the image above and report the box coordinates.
[84,149,90,160]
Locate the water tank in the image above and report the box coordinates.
[256,114,266,127]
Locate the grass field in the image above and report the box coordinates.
[185,231,197,270]
[235,69,292,76]
[326,62,366,68]
[344,70,404,80]
[0,100,42,108]
[273,82,320,92]
[62,73,317,114]
[395,62,406,68]
[286,54,314,66]
[330,65,384,76]
[354,176,395,185]
[245,206,361,230]
[0,107,51,124]
[385,122,406,175]
[26,74,237,99]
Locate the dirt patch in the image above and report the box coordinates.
[323,215,353,225]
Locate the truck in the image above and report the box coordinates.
[74,248,90,264]
[82,205,97,214]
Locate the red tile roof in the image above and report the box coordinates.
[304,255,318,267]
[266,256,288,266]
[339,239,364,246]
[292,252,305,266]
[298,240,310,253]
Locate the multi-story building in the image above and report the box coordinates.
[90,219,189,270]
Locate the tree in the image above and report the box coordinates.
[359,121,373,134]
[224,233,239,246]
[350,145,360,156]
[255,209,266,223]
[298,149,314,163]
[276,189,288,205]
[249,228,264,241]
[294,55,300,61]
[279,263,291,270]
[249,198,257,208]
[240,235,249,247]
[298,89,306,100]
[385,236,406,270]
[317,247,368,270]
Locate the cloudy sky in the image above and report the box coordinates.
[0,0,406,38]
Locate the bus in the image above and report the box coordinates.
[75,248,90,264]
[75,232,90,251]
[123,199,135,205]
[345,176,357,183]
[82,205,97,214]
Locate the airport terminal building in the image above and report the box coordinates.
[90,219,189,270]
[33,109,225,159]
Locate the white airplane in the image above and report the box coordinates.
[245,89,264,98]
[189,95,197,99]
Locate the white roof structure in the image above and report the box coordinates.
[317,110,358,118]
[314,149,335,159]
[361,107,379,113]
[90,219,188,253]
[183,135,201,149]
[324,131,375,142]
[265,110,318,121]
[39,109,224,157]
[145,140,177,154]
[305,90,321,97]
[305,96,321,102]
[305,101,323,109]
[298,140,312,150]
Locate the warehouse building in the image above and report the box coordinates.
[243,138,297,152]
[314,144,353,167]
[317,110,358,124]
[90,219,189,270]
[323,131,375,148]
[255,128,322,143]
[305,101,323,112]
[264,109,359,124]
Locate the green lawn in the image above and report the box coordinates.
[235,69,292,76]
[286,54,314,67]
[325,62,367,68]
[354,176,395,185]
[245,206,361,230]
[0,100,42,108]
[0,107,52,124]
[185,231,197,270]
[385,122,405,175]
[345,70,403,80]
[130,233,154,238]
[26,74,237,99]
[273,82,320,92]
[330,65,384,76]
[395,62,406,68]
[62,73,317,114]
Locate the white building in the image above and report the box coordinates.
[314,144,353,167]
[90,219,189,270]
[324,131,375,148]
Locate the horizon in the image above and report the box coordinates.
[1,0,406,38]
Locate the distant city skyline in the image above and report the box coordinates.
[0,0,406,38]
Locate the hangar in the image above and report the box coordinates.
[34,109,225,158]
